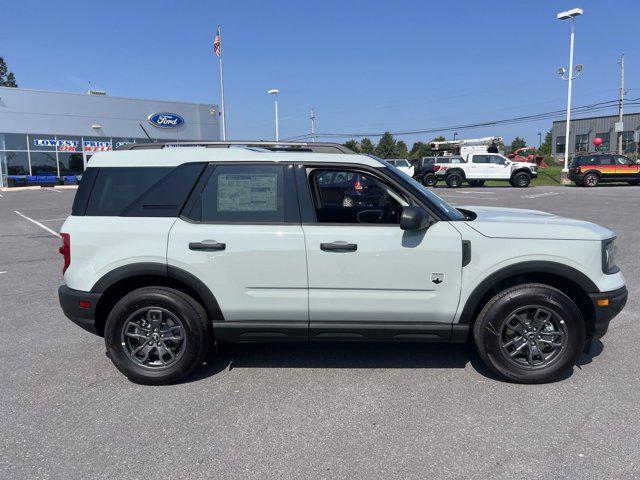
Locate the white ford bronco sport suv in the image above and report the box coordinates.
[436,153,538,188]
[58,141,627,385]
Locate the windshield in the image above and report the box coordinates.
[376,158,466,221]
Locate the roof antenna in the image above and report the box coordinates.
[139,123,152,141]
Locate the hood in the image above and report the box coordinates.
[459,205,613,240]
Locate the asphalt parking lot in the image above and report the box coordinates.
[1,185,639,479]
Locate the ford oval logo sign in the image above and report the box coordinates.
[147,112,185,128]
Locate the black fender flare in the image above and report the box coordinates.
[445,168,466,179]
[91,262,224,321]
[457,261,599,325]
[510,168,533,179]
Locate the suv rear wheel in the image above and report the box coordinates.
[446,172,463,188]
[512,172,531,188]
[583,173,599,187]
[473,283,585,384]
[105,287,210,385]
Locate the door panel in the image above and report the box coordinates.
[303,222,463,324]
[168,221,308,321]
[468,156,489,179]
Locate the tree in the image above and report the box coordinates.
[343,139,360,153]
[432,135,446,142]
[375,132,398,159]
[0,57,18,87]
[539,130,552,156]
[360,138,375,155]
[394,140,408,158]
[509,136,527,153]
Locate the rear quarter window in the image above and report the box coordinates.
[82,163,205,216]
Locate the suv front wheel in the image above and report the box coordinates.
[473,283,585,383]
[512,172,531,188]
[105,286,210,385]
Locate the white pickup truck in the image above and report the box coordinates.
[435,153,538,188]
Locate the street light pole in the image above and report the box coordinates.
[538,132,542,149]
[268,89,279,141]
[557,8,583,182]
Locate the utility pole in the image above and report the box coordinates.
[310,109,316,142]
[617,53,625,154]
[538,132,542,149]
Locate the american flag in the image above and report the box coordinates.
[213,26,221,57]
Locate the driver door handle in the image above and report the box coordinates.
[320,242,358,252]
[189,241,226,251]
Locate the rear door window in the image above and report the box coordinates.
[188,164,298,224]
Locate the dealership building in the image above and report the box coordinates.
[0,86,220,184]
[551,112,640,158]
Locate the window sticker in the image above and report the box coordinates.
[217,174,278,212]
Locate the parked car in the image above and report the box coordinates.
[386,159,414,178]
[436,153,538,188]
[413,156,466,186]
[569,152,640,187]
[58,141,627,385]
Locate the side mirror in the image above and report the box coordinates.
[400,206,431,230]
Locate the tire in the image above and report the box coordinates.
[468,180,485,187]
[583,173,599,187]
[342,196,355,207]
[512,172,531,188]
[446,173,463,188]
[473,283,585,384]
[422,173,438,187]
[104,286,210,385]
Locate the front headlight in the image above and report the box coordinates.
[602,238,618,274]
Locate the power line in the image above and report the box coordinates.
[283,98,639,141]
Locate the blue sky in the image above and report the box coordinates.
[2,0,639,147]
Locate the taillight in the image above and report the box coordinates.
[59,233,70,274]
[354,180,364,193]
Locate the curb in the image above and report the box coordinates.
[0,185,78,192]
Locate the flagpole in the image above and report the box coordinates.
[217,25,227,141]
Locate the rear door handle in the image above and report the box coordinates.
[189,241,226,251]
[320,242,357,252]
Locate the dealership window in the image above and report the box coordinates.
[58,152,84,175]
[29,151,58,175]
[555,136,565,154]
[595,132,610,151]
[575,134,589,152]
[621,131,636,153]
[0,151,30,175]
[0,133,28,150]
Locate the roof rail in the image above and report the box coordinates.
[117,141,355,154]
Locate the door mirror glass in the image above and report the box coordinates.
[400,206,431,230]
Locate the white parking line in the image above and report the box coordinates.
[0,271,6,275]
[521,192,564,199]
[43,188,62,194]
[35,217,68,223]
[14,211,61,238]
